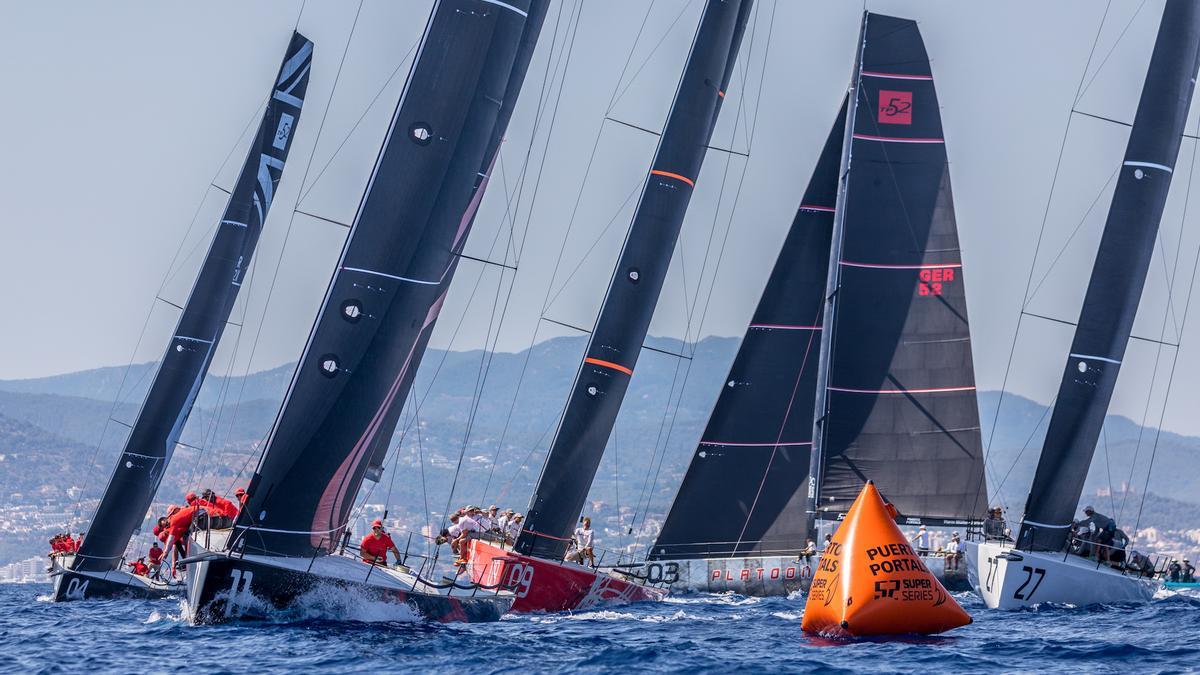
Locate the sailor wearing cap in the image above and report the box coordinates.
[360,519,401,566]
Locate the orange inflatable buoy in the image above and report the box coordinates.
[801,481,971,637]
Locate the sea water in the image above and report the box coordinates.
[0,584,1197,673]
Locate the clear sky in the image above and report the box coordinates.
[3,0,1200,435]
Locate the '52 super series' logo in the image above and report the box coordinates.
[878,90,913,125]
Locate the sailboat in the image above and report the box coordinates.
[646,12,988,597]
[965,0,1200,610]
[50,32,313,602]
[181,0,549,624]
[466,0,752,613]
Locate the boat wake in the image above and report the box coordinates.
[531,608,723,624]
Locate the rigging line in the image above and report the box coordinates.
[292,2,412,207]
[444,0,584,507]
[1074,0,1150,106]
[452,251,517,271]
[642,343,693,360]
[1024,168,1121,308]
[389,1,579,519]
[1130,107,1200,529]
[604,0,657,114]
[734,303,823,549]
[184,248,265,491]
[540,316,591,333]
[605,0,698,116]
[630,4,767,536]
[212,0,371,490]
[1020,311,1179,346]
[502,0,581,269]
[1071,109,1130,128]
[980,0,1113,506]
[629,46,763,540]
[156,296,184,311]
[295,209,351,228]
[541,179,647,312]
[210,184,232,195]
[991,396,1054,499]
[1102,422,1117,519]
[603,116,751,156]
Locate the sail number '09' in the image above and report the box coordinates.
[1013,565,1046,601]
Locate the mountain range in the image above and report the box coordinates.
[1,335,1197,563]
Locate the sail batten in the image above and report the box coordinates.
[72,33,313,573]
[515,0,754,560]
[236,0,548,558]
[1019,0,1200,552]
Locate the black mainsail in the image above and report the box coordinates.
[1018,0,1200,552]
[72,33,312,574]
[650,103,844,561]
[808,13,986,529]
[235,0,548,558]
[515,0,753,560]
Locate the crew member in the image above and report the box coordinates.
[1184,559,1196,583]
[234,487,248,509]
[147,541,164,580]
[799,539,816,565]
[984,507,1008,541]
[1169,558,1183,582]
[823,533,833,550]
[163,501,200,564]
[127,557,150,577]
[153,517,171,544]
[569,517,596,567]
[946,533,962,571]
[1078,506,1116,561]
[505,513,523,546]
[200,489,238,529]
[360,519,401,566]
[913,525,931,555]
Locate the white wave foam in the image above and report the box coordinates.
[772,611,803,621]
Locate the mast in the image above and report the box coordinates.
[807,16,867,540]
[234,0,549,558]
[808,13,987,534]
[651,101,844,561]
[1018,0,1200,552]
[72,33,312,573]
[515,0,753,560]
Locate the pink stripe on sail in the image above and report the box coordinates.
[799,204,835,213]
[700,440,813,447]
[839,261,962,270]
[860,70,933,81]
[853,133,944,144]
[312,290,450,538]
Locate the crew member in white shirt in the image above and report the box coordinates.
[570,517,596,567]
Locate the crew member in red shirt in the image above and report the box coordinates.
[163,503,199,563]
[234,487,248,508]
[127,557,149,576]
[360,519,401,566]
[147,541,164,580]
[200,489,238,528]
[153,517,171,544]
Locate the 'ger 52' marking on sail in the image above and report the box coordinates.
[918,267,955,296]
[878,90,912,125]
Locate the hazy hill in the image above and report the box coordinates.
[1,334,1197,560]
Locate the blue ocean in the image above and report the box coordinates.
[1,584,1197,673]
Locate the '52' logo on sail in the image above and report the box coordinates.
[878,90,912,125]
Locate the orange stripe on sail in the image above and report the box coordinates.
[650,169,695,187]
[584,357,633,376]
[717,90,726,98]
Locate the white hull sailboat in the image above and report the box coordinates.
[964,540,1156,609]
[965,1,1200,610]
